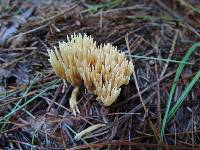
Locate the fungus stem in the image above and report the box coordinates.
[62,79,67,93]
[69,87,80,116]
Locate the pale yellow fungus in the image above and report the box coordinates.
[48,34,134,115]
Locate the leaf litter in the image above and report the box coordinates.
[0,0,200,149]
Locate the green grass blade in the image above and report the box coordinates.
[0,77,37,131]
[31,129,38,150]
[128,15,179,22]
[166,70,200,123]
[0,79,59,122]
[160,42,200,143]
[82,0,125,13]
[180,0,200,15]
[0,89,22,102]
[127,54,193,65]
[64,124,94,150]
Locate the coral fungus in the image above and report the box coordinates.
[48,34,134,115]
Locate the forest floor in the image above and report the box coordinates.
[0,0,200,149]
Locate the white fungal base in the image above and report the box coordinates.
[69,87,80,116]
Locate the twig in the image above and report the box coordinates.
[99,9,103,32]
[88,5,149,17]
[133,71,159,142]
[34,2,79,25]
[2,53,33,68]
[69,140,200,150]
[160,30,179,77]
[0,47,37,52]
[9,23,50,41]
[155,61,161,133]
